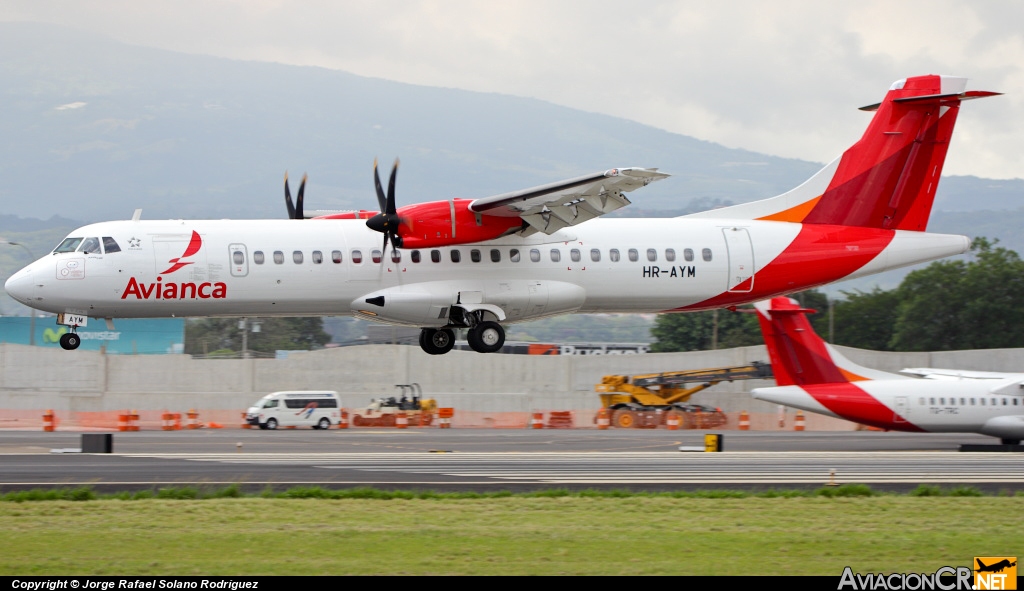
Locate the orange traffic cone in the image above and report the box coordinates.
[738,411,750,431]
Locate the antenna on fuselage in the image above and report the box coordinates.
[132,209,142,221]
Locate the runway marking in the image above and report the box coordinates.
[108,451,1024,485]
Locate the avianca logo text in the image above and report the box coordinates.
[121,277,227,300]
[160,230,203,275]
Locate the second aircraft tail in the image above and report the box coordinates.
[753,297,902,386]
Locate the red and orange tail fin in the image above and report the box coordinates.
[754,297,894,386]
[686,76,999,230]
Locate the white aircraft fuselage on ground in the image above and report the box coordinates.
[2,74,998,354]
[752,297,1024,444]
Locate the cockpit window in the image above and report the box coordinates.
[102,237,121,253]
[54,238,83,253]
[79,237,101,254]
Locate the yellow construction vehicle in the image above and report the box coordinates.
[595,362,773,429]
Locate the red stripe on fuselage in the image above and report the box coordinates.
[674,224,894,311]
[802,382,925,432]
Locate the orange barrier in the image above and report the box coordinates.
[437,408,454,429]
[666,411,681,431]
[338,410,349,429]
[794,411,805,431]
[173,413,182,430]
[163,412,176,431]
[595,408,610,430]
[396,412,408,429]
[546,411,574,429]
[129,410,140,431]
[531,412,545,429]
[738,411,750,431]
[117,412,129,432]
[208,422,224,429]
[187,409,200,429]
[42,410,55,432]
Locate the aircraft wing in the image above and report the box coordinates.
[469,167,669,235]
[900,368,1024,380]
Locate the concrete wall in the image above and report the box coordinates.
[5,343,1024,419]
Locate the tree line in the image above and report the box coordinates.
[652,238,1024,353]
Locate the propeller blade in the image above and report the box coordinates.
[367,157,404,256]
[386,159,399,215]
[295,173,307,220]
[284,172,296,219]
[373,159,387,213]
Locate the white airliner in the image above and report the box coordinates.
[3,75,998,355]
[751,296,1024,445]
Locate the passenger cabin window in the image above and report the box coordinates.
[332,250,343,264]
[590,249,600,262]
[490,249,501,263]
[471,249,481,263]
[628,249,639,262]
[647,248,657,262]
[351,250,363,264]
[54,237,83,253]
[254,251,265,265]
[411,250,422,263]
[684,248,694,262]
[233,250,245,265]
[530,249,541,262]
[665,248,676,262]
[702,248,713,262]
[431,250,441,263]
[313,250,323,264]
[451,250,462,263]
[293,251,304,264]
[80,237,101,254]
[391,250,401,263]
[273,251,285,264]
[550,249,561,262]
[510,249,521,263]
[102,237,121,253]
[371,250,382,264]
[570,249,581,262]
[610,249,620,262]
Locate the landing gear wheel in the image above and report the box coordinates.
[317,418,331,430]
[613,409,637,429]
[419,328,455,355]
[59,333,81,350]
[467,321,504,353]
[265,418,278,430]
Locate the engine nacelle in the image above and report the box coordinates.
[351,280,587,327]
[393,199,523,249]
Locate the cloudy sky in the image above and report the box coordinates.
[3,0,1022,179]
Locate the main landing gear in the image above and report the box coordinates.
[418,322,506,355]
[59,332,81,351]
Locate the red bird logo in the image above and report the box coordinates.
[159,231,202,275]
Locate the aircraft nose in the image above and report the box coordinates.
[4,265,39,306]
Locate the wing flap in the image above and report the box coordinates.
[469,167,668,234]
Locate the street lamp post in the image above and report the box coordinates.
[1,239,36,346]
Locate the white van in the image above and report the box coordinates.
[246,391,342,430]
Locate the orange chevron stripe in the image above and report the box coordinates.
[757,196,822,223]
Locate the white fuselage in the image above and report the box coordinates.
[5,217,970,325]
[752,379,1024,440]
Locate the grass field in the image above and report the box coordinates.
[1,487,1021,576]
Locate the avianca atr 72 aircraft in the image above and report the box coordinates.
[3,75,998,354]
[752,296,1024,444]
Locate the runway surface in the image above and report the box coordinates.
[1,429,1021,493]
